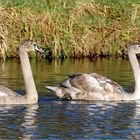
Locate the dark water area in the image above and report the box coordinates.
[0,58,140,139]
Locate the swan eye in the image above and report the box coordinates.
[30,42,37,49]
[30,42,34,45]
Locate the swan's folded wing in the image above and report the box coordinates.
[0,85,21,97]
[61,73,126,94]
[61,73,102,92]
[90,73,127,94]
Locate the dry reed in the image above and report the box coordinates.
[0,0,140,59]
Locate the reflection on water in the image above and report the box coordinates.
[0,58,140,139]
[21,105,38,139]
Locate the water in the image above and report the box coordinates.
[0,58,140,139]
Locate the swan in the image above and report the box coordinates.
[0,39,44,104]
[46,43,140,101]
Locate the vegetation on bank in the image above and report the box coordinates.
[0,0,140,60]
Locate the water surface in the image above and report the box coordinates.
[0,58,140,139]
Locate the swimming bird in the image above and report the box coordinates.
[46,43,140,101]
[0,39,44,104]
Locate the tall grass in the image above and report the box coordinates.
[0,0,140,59]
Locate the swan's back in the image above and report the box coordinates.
[61,73,101,91]
[46,73,129,101]
[62,73,126,93]
[0,85,21,97]
[90,73,126,93]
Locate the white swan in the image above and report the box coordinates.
[0,39,43,104]
[46,43,140,101]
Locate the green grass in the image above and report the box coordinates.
[0,0,140,59]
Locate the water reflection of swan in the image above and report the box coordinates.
[46,43,140,101]
[0,40,43,104]
[21,105,38,139]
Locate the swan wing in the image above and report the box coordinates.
[61,73,126,94]
[46,73,127,100]
[61,73,102,92]
[0,85,21,97]
[90,73,126,93]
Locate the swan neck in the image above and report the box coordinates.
[19,49,38,103]
[128,51,140,94]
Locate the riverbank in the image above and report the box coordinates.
[0,0,140,60]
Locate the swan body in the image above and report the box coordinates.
[0,39,43,104]
[46,43,140,101]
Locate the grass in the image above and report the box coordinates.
[0,0,140,60]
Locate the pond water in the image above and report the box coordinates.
[0,58,140,139]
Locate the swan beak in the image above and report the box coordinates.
[34,44,44,53]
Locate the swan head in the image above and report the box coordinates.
[128,43,140,54]
[19,39,44,53]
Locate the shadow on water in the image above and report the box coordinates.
[0,58,140,139]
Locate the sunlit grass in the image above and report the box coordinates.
[0,0,140,59]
